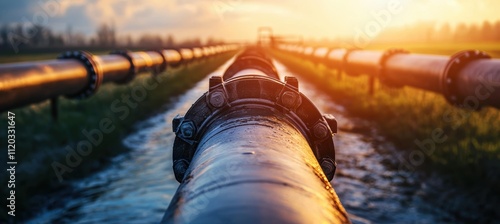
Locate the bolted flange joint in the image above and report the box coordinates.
[58,50,103,99]
[172,75,338,182]
[320,158,337,181]
[441,50,491,108]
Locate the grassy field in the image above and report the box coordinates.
[0,51,236,219]
[271,44,500,221]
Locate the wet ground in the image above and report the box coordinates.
[27,57,454,223]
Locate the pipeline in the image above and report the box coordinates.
[162,48,349,223]
[277,45,500,109]
[0,44,240,112]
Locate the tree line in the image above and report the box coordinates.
[0,22,226,53]
[376,20,500,43]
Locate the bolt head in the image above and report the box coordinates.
[172,115,184,133]
[281,91,298,109]
[180,121,196,139]
[173,159,190,182]
[313,123,329,139]
[209,91,226,108]
[320,158,336,180]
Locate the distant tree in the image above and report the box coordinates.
[494,21,500,41]
[205,37,225,46]
[96,23,116,47]
[189,38,202,47]
[467,24,480,42]
[66,24,73,46]
[165,34,174,47]
[72,33,87,46]
[454,23,468,42]
[125,35,134,47]
[138,34,163,48]
[178,38,202,48]
[89,37,96,46]
[481,21,494,42]
[0,24,9,47]
[28,24,47,46]
[437,23,452,42]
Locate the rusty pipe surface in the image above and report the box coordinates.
[278,45,500,109]
[163,48,349,223]
[0,45,239,111]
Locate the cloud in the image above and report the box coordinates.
[0,0,499,41]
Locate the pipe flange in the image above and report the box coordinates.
[342,48,359,76]
[172,75,338,182]
[322,48,334,64]
[442,50,491,105]
[154,50,168,75]
[110,50,136,84]
[58,51,103,99]
[378,49,409,87]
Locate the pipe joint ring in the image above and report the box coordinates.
[378,48,409,88]
[342,48,359,76]
[442,50,491,106]
[154,50,168,75]
[173,75,338,182]
[110,50,137,84]
[58,51,103,99]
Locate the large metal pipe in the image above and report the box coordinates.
[162,49,183,67]
[345,50,382,76]
[456,59,500,107]
[192,47,204,59]
[0,45,239,111]
[98,55,131,83]
[383,54,447,93]
[278,45,500,109]
[164,48,349,223]
[164,107,348,223]
[223,47,279,80]
[0,60,88,110]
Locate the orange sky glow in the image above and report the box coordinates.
[1,0,499,42]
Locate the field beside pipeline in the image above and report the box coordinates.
[0,52,236,219]
[271,43,500,219]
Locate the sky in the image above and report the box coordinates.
[0,0,499,42]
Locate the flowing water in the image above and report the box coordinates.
[27,57,453,223]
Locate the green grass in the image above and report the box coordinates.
[270,47,500,222]
[0,52,236,220]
